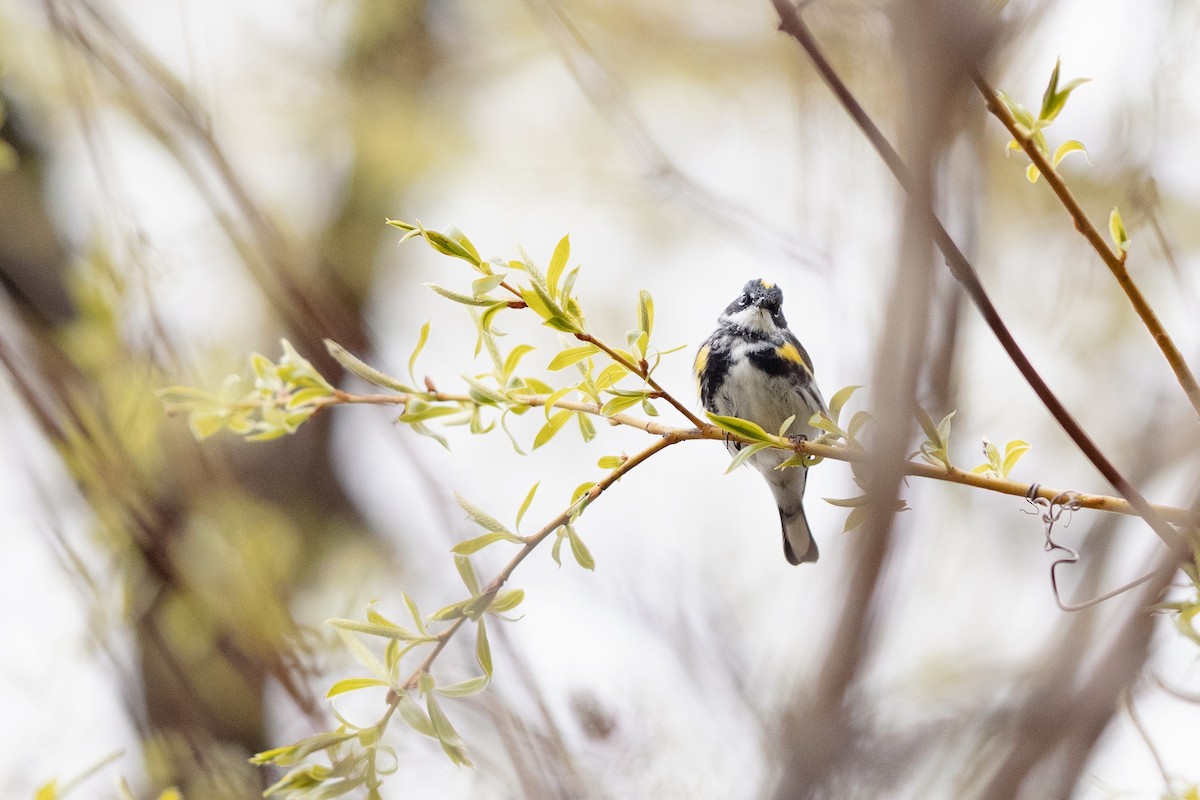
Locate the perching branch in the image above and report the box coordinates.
[312,387,1200,526]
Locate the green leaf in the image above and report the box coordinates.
[516,482,539,531]
[1001,440,1032,478]
[725,441,773,474]
[285,387,331,409]
[1038,57,1063,121]
[1052,139,1087,169]
[551,527,567,566]
[600,393,644,416]
[409,420,450,449]
[637,289,654,340]
[329,618,430,643]
[442,224,482,264]
[252,732,357,767]
[501,344,537,382]
[997,90,1036,131]
[426,695,473,767]
[914,407,940,442]
[561,265,580,303]
[476,620,493,675]
[1040,58,1090,123]
[593,362,630,390]
[936,410,955,442]
[410,319,434,381]
[846,410,873,442]
[489,589,525,614]
[777,415,797,437]
[326,677,390,697]
[435,675,491,698]
[429,600,469,622]
[395,690,436,738]
[1109,206,1131,253]
[571,481,596,506]
[824,495,869,508]
[480,300,509,333]
[542,385,574,419]
[454,554,481,596]
[827,384,862,422]
[597,454,624,469]
[843,505,868,533]
[462,376,506,406]
[455,493,516,536]
[500,409,528,455]
[546,235,570,300]
[533,409,572,449]
[403,592,427,635]
[577,411,596,442]
[471,273,507,297]
[705,412,771,442]
[451,531,526,554]
[567,527,595,570]
[411,223,480,265]
[320,340,408,393]
[425,283,496,307]
[334,628,389,680]
[398,403,461,424]
[543,315,580,333]
[547,344,600,371]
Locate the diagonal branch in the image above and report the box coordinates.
[768,0,1186,552]
[383,433,679,699]
[971,72,1200,420]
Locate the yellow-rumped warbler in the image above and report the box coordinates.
[695,279,828,565]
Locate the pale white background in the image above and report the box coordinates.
[2,0,1199,797]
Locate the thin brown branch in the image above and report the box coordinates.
[384,433,679,705]
[324,387,1200,526]
[971,72,1200,420]
[573,331,709,429]
[768,0,1186,552]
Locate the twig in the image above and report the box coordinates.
[1124,691,1173,791]
[971,72,1200,420]
[768,0,1186,552]
[573,331,709,429]
[384,434,679,702]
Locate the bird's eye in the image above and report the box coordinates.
[738,294,750,306]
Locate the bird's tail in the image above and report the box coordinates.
[780,506,819,565]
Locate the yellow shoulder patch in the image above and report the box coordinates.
[777,342,811,373]
[694,345,710,392]
[760,280,775,289]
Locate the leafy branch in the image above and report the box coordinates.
[975,65,1200,420]
[158,221,1198,798]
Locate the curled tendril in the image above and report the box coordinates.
[1024,484,1159,612]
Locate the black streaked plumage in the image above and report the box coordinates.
[695,279,827,565]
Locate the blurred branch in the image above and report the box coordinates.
[45,0,368,369]
[979,549,1176,798]
[768,0,1186,552]
[972,72,1200,421]
[524,0,819,268]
